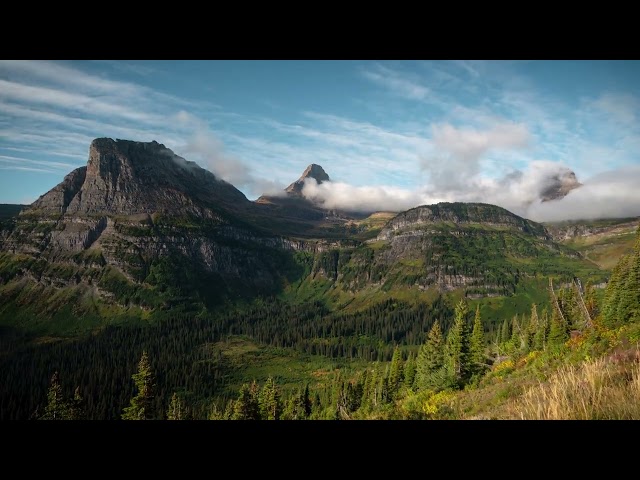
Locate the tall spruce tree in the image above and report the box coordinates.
[387,346,404,397]
[40,371,72,420]
[446,299,470,385]
[167,392,187,420]
[258,377,282,420]
[232,382,260,420]
[403,351,417,389]
[416,321,445,390]
[548,304,569,347]
[469,305,486,376]
[122,351,156,420]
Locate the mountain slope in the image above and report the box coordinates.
[0,139,311,331]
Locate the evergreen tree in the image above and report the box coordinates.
[416,321,445,390]
[548,304,569,347]
[528,304,539,339]
[122,351,156,420]
[232,382,260,420]
[258,377,282,420]
[602,256,627,327]
[283,387,309,420]
[71,386,85,420]
[510,314,520,350]
[615,235,640,325]
[387,346,404,397]
[499,319,510,348]
[167,392,187,420]
[446,299,470,385]
[303,384,312,418]
[533,307,547,352]
[403,351,417,389]
[39,371,72,420]
[584,281,599,320]
[469,305,486,376]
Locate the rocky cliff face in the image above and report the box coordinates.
[28,138,248,217]
[377,202,550,241]
[1,138,324,309]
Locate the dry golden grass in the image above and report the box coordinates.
[510,353,640,419]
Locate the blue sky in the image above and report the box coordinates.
[1,60,639,220]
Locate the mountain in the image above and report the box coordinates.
[0,138,314,327]
[301,202,600,303]
[544,216,640,270]
[28,138,249,217]
[0,139,604,333]
[0,137,619,421]
[540,168,582,202]
[284,163,330,196]
[254,164,366,238]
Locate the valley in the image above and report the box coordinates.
[0,138,638,420]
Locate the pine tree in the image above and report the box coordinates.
[232,382,260,420]
[403,351,417,389]
[283,387,309,420]
[71,386,85,420]
[500,319,510,348]
[616,236,640,325]
[416,321,445,390]
[533,307,547,352]
[446,299,470,385]
[258,377,282,420]
[40,371,72,420]
[584,282,599,320]
[167,392,186,420]
[528,304,539,340]
[510,314,520,351]
[602,255,629,327]
[122,351,156,420]
[548,304,569,347]
[387,346,404,397]
[469,305,486,376]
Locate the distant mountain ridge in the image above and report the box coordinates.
[0,138,603,333]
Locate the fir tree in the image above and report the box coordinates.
[446,299,470,385]
[40,371,72,420]
[533,307,547,352]
[548,304,569,347]
[403,351,417,389]
[232,382,260,420]
[167,392,187,420]
[71,386,85,420]
[584,281,599,320]
[416,321,445,390]
[387,346,404,397]
[258,377,282,420]
[122,351,156,420]
[469,305,486,376]
[499,319,510,348]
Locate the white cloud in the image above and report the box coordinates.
[526,166,640,222]
[302,178,429,212]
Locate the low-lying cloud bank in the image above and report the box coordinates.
[301,162,640,223]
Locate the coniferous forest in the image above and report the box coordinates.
[3,224,639,420]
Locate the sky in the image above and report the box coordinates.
[1,60,639,222]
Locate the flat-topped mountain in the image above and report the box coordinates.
[378,202,549,241]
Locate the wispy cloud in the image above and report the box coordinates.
[361,63,430,100]
[0,60,638,221]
